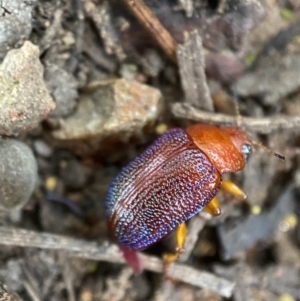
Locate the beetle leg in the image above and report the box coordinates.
[203,197,221,216]
[163,222,187,274]
[221,179,246,200]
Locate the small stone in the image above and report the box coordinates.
[119,64,138,81]
[0,0,34,60]
[155,123,168,135]
[80,289,93,301]
[140,49,164,77]
[0,259,24,292]
[0,282,24,301]
[217,190,295,259]
[278,294,296,301]
[0,139,37,211]
[44,176,58,191]
[51,78,162,156]
[59,159,92,189]
[221,0,266,50]
[44,63,78,118]
[235,54,300,105]
[0,41,55,135]
[205,52,244,84]
[33,139,53,158]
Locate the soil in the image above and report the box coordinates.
[0,0,300,300]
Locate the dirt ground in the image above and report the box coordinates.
[0,0,300,300]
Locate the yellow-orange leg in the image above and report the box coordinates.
[163,222,187,277]
[162,180,245,276]
[203,180,246,216]
[203,197,221,216]
[221,179,246,200]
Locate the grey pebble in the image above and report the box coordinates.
[0,259,24,292]
[235,54,300,105]
[52,78,162,156]
[0,41,55,135]
[0,139,38,211]
[0,281,24,301]
[33,139,53,158]
[44,63,78,118]
[217,190,295,260]
[0,0,34,60]
[59,159,92,189]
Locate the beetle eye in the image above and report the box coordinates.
[242,144,251,161]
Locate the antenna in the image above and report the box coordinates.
[251,139,285,161]
[230,85,285,161]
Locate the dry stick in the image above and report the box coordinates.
[177,0,194,17]
[23,281,41,301]
[60,254,76,301]
[0,227,235,298]
[0,281,24,301]
[39,9,63,54]
[179,214,210,262]
[177,30,214,111]
[172,103,300,134]
[22,265,42,301]
[121,0,177,62]
[152,281,176,301]
[84,1,126,61]
[66,0,85,74]
[122,1,213,111]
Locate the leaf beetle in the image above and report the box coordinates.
[105,123,283,273]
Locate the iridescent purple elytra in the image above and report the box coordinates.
[105,128,221,250]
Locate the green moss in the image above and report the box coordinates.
[244,53,256,66]
[280,8,293,21]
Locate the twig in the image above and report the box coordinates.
[121,0,177,62]
[217,0,228,13]
[179,214,210,262]
[39,9,63,54]
[172,102,300,134]
[0,227,235,298]
[101,267,133,301]
[176,0,194,17]
[84,1,126,61]
[152,281,175,301]
[66,0,85,74]
[23,281,41,301]
[22,265,42,301]
[0,0,11,16]
[177,30,214,111]
[60,254,76,301]
[0,281,24,301]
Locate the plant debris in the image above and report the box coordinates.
[0,0,299,300]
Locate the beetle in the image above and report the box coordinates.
[105,123,282,273]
